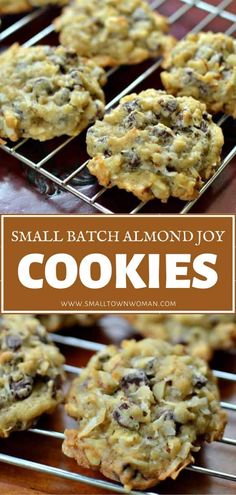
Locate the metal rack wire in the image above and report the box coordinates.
[0,0,236,214]
[0,331,235,494]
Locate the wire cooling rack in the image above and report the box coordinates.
[0,330,235,494]
[0,0,236,214]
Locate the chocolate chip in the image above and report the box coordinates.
[33,78,53,97]
[152,126,172,141]
[145,358,158,377]
[175,422,182,435]
[113,403,139,430]
[200,120,208,133]
[123,112,138,129]
[68,70,83,87]
[93,18,104,29]
[123,100,140,113]
[165,100,178,112]
[118,402,129,410]
[194,121,208,133]
[202,112,210,121]
[208,315,221,324]
[6,334,22,351]
[104,149,112,157]
[183,69,195,84]
[66,51,78,61]
[159,98,177,113]
[10,376,33,400]
[193,373,208,389]
[212,53,224,65]
[163,410,175,420]
[175,112,184,128]
[198,82,209,97]
[98,353,111,363]
[156,408,182,433]
[12,104,24,120]
[172,337,188,345]
[59,64,67,75]
[54,88,71,105]
[120,370,149,390]
[121,149,140,169]
[166,165,176,173]
[87,127,95,135]
[97,136,108,144]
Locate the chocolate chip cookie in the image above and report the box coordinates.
[0,44,106,141]
[0,0,67,14]
[63,338,226,490]
[0,315,65,437]
[161,32,236,118]
[86,89,224,202]
[128,314,236,361]
[54,0,175,67]
[39,314,100,332]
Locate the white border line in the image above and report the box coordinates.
[231,215,235,313]
[1,216,4,314]
[1,214,235,314]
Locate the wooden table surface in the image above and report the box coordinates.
[0,317,235,495]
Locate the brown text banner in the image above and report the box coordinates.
[1,215,235,313]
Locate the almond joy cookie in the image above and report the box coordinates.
[128,314,236,361]
[63,339,226,490]
[54,0,176,67]
[86,89,224,202]
[161,32,236,118]
[0,315,65,437]
[0,44,106,141]
[0,0,67,15]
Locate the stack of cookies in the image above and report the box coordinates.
[0,1,235,487]
[0,311,232,490]
[1,0,235,204]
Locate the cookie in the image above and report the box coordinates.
[54,0,176,67]
[161,32,236,118]
[0,0,67,14]
[0,315,65,437]
[86,89,224,202]
[128,314,236,361]
[0,44,106,141]
[39,314,100,332]
[63,338,226,490]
